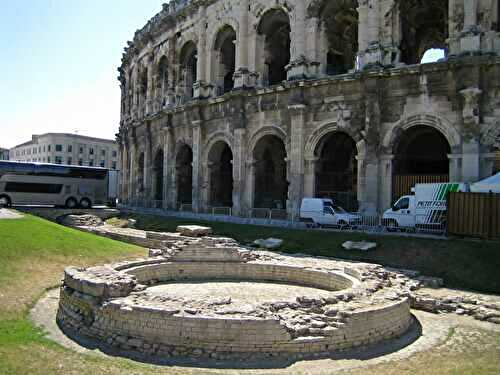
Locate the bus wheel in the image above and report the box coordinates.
[79,198,92,209]
[65,198,78,209]
[0,195,11,208]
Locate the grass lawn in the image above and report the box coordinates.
[0,212,499,374]
[122,213,500,294]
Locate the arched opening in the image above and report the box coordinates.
[398,0,448,65]
[157,56,169,106]
[137,152,145,194]
[153,149,164,202]
[208,141,233,207]
[253,135,288,209]
[393,125,451,199]
[315,132,358,211]
[420,48,446,64]
[213,26,236,95]
[257,9,291,86]
[176,145,193,206]
[321,0,358,75]
[180,41,198,99]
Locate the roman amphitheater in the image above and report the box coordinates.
[117,0,500,218]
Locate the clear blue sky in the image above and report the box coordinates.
[0,0,164,148]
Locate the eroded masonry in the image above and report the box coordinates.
[117,0,500,218]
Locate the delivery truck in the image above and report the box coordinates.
[300,198,362,228]
[382,182,468,231]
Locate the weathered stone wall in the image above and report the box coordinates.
[117,0,500,217]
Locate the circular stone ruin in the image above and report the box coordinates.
[57,232,416,360]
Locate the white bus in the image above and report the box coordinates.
[0,161,118,208]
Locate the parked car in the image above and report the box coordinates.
[300,198,361,228]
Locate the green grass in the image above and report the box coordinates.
[122,213,500,294]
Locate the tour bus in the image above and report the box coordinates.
[0,161,118,208]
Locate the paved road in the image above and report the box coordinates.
[0,208,23,219]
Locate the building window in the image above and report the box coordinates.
[112,150,117,158]
[67,157,72,165]
[43,146,46,152]
[55,156,63,164]
[112,161,117,170]
[78,159,83,166]
[47,157,51,163]
[89,160,94,166]
[101,149,106,156]
[89,148,94,155]
[100,160,105,168]
[79,146,84,154]
[68,145,73,153]
[48,145,51,152]
[56,144,63,152]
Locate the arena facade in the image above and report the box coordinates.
[117,0,500,218]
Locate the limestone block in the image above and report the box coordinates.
[342,241,377,251]
[253,238,284,249]
[176,225,213,237]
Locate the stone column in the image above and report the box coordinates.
[287,104,307,220]
[458,0,481,53]
[304,158,318,198]
[357,155,379,214]
[232,128,246,216]
[193,5,212,98]
[191,121,202,212]
[448,154,462,182]
[287,1,310,80]
[143,130,152,205]
[379,154,394,211]
[162,126,172,209]
[128,138,136,202]
[234,0,254,88]
[357,0,383,69]
[244,159,256,216]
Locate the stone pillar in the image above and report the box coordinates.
[234,0,255,88]
[287,104,306,219]
[193,5,212,98]
[461,141,481,182]
[143,131,152,204]
[357,155,379,214]
[379,154,394,211]
[146,57,154,115]
[162,126,172,209]
[304,158,318,198]
[448,154,462,182]
[458,0,481,54]
[287,1,310,80]
[232,128,246,216]
[244,159,256,216]
[191,121,202,212]
[357,0,383,70]
[128,139,136,202]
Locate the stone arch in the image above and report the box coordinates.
[210,25,237,94]
[305,122,365,161]
[383,114,461,152]
[396,0,449,65]
[156,55,169,105]
[247,126,289,162]
[256,7,291,86]
[203,132,235,165]
[388,117,454,199]
[179,41,198,99]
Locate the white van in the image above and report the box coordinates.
[383,182,468,231]
[300,198,361,228]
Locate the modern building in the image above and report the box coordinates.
[117,0,500,218]
[0,148,9,160]
[10,133,119,169]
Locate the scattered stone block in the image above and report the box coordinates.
[253,238,284,249]
[342,241,377,251]
[176,225,212,237]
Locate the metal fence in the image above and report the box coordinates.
[448,192,500,239]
